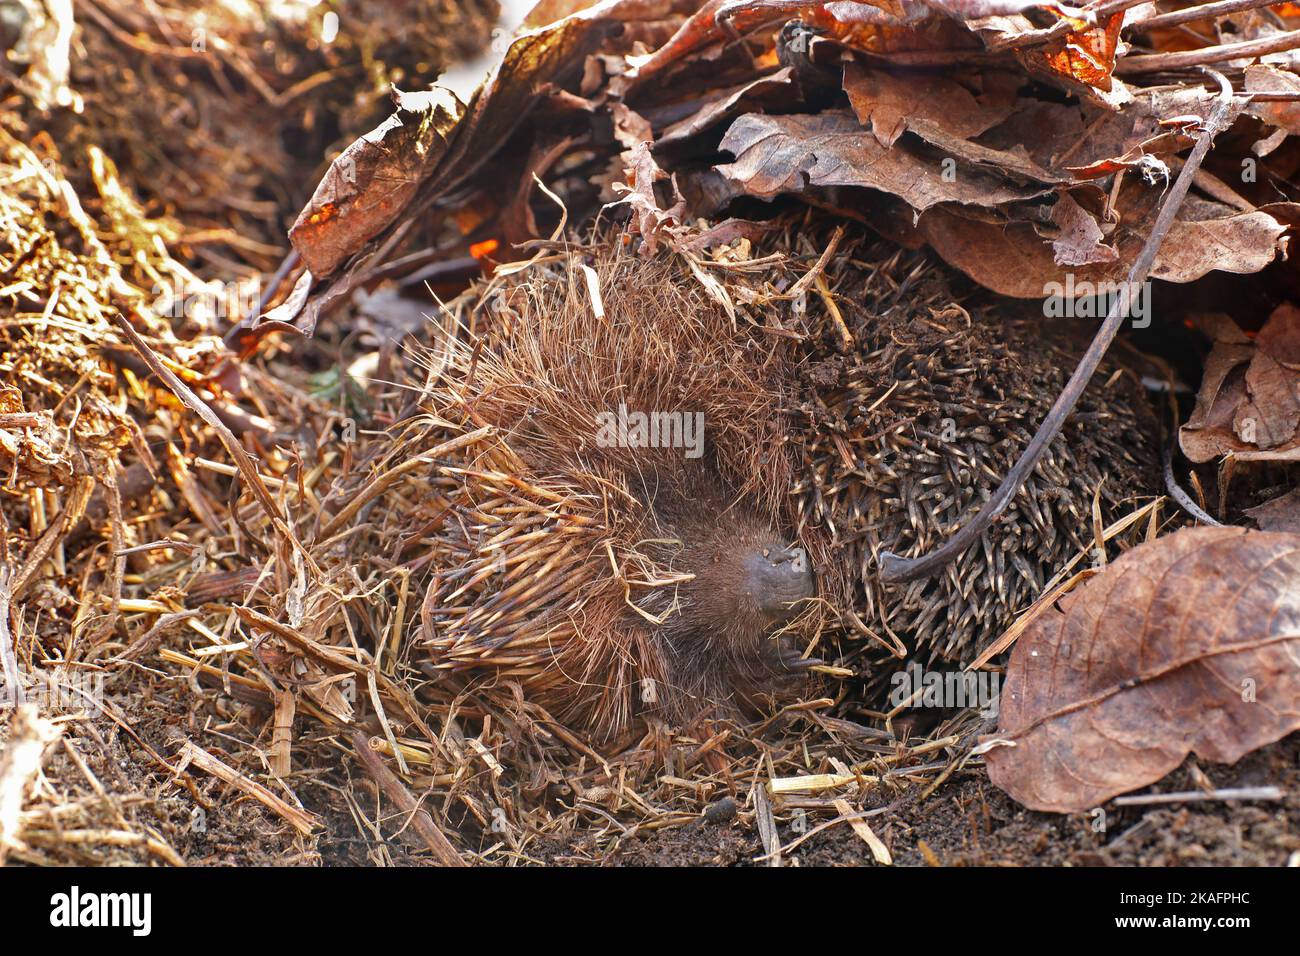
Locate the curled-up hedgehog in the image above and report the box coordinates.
[415,239,1160,739]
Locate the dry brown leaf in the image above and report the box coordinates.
[986,526,1300,814]
[843,60,1012,148]
[613,141,687,253]
[1033,11,1124,93]
[1246,487,1300,533]
[1181,304,1300,463]
[289,87,464,278]
[658,68,798,147]
[982,88,1242,183]
[717,110,1050,211]
[286,0,660,290]
[1244,64,1300,141]
[1050,192,1117,267]
[920,197,1291,298]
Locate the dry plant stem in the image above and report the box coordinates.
[111,313,315,571]
[880,70,1235,585]
[1126,0,1279,33]
[110,610,199,664]
[177,740,320,836]
[1113,786,1283,806]
[234,606,444,753]
[316,425,493,540]
[12,475,93,599]
[1117,29,1300,75]
[350,730,466,866]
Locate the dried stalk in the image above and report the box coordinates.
[1117,28,1300,75]
[351,731,466,866]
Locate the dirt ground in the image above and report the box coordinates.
[542,735,1300,867]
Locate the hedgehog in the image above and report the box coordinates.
[414,238,1160,739]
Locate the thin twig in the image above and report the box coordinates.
[176,740,320,836]
[1125,0,1279,34]
[1114,786,1284,806]
[1117,29,1300,75]
[880,69,1237,584]
[1086,0,1152,21]
[1164,441,1222,526]
[351,730,466,866]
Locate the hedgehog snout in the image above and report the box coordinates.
[742,544,815,617]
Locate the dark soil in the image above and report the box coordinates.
[525,734,1300,867]
[27,666,1295,867]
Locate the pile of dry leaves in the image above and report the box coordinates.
[2,0,1300,866]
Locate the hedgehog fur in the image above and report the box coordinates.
[415,240,1160,739]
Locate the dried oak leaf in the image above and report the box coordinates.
[986,526,1300,814]
[716,110,1049,211]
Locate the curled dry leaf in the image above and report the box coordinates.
[1050,191,1117,267]
[986,527,1300,814]
[284,0,650,282]
[1180,304,1300,463]
[289,87,464,278]
[1031,10,1125,94]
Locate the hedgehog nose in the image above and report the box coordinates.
[746,545,815,615]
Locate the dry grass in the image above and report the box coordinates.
[0,0,1176,868]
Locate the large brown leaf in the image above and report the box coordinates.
[986,527,1300,813]
[842,60,1013,148]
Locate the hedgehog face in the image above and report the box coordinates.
[743,545,814,617]
[642,502,819,717]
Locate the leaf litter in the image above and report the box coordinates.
[3,0,1300,866]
